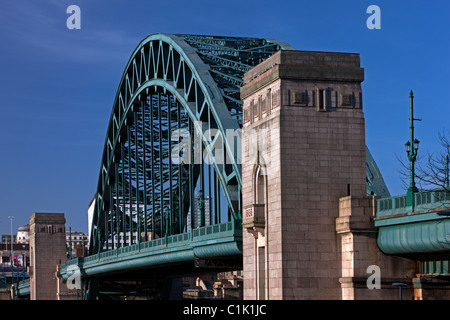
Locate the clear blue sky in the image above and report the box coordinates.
[0,0,449,235]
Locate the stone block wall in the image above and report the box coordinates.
[336,196,416,299]
[241,50,368,299]
[29,213,67,300]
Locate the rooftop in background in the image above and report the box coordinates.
[17,225,29,232]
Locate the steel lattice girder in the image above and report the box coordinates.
[89,33,390,255]
[89,34,293,254]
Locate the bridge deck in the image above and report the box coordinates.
[61,220,242,280]
[14,278,30,297]
[375,189,450,257]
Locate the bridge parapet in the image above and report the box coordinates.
[377,189,450,217]
[374,189,450,255]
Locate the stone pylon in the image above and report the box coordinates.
[240,50,414,300]
[29,213,67,300]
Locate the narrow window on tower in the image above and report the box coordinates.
[316,88,327,111]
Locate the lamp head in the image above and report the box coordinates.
[414,139,420,151]
[405,141,411,154]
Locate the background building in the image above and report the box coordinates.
[2,223,88,260]
[187,196,211,230]
[1,235,16,245]
[66,230,89,258]
[16,225,30,244]
[0,243,29,285]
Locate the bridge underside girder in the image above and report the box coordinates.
[81,255,242,299]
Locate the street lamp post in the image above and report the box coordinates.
[198,188,205,228]
[69,227,72,260]
[405,91,421,212]
[8,216,14,284]
[392,282,407,300]
[445,155,449,188]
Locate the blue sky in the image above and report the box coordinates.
[0,0,449,235]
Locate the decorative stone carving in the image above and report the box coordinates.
[242,204,265,233]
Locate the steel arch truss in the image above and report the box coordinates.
[89,34,291,254]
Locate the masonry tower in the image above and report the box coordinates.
[240,50,414,299]
[29,213,67,300]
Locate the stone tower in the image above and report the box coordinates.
[29,213,67,300]
[240,50,414,300]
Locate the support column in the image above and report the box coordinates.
[336,196,416,299]
[241,49,368,299]
[29,213,67,300]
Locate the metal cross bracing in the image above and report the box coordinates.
[89,34,293,256]
[179,34,295,125]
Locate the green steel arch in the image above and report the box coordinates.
[89,34,294,254]
[89,33,390,255]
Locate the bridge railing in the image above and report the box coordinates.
[64,257,82,266]
[193,219,238,238]
[15,278,30,289]
[377,188,450,217]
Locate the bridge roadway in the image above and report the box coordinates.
[59,219,242,297]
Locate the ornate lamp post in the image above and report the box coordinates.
[405,91,421,212]
[69,227,72,259]
[445,155,449,188]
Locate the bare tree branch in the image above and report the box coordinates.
[397,129,450,203]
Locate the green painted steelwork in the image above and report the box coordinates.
[89,34,293,255]
[0,277,6,289]
[14,278,30,297]
[377,218,450,254]
[366,147,390,198]
[404,91,421,211]
[375,189,450,255]
[421,260,450,274]
[375,210,448,228]
[62,220,242,280]
[376,189,450,218]
[90,33,391,256]
[83,34,391,291]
